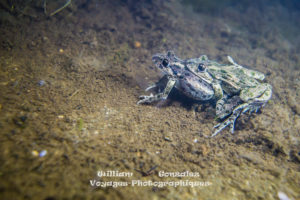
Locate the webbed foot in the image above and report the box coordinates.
[211,103,261,137]
[211,112,239,137]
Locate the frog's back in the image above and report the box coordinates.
[208,64,259,93]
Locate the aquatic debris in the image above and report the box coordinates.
[135,165,158,177]
[39,150,47,157]
[182,0,237,13]
[77,118,84,131]
[69,89,80,98]
[13,115,27,128]
[58,115,64,119]
[44,0,72,16]
[108,43,130,65]
[71,54,108,72]
[164,136,172,142]
[38,80,45,86]
[138,51,272,137]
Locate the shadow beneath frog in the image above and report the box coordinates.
[168,88,212,109]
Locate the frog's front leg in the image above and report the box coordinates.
[137,78,176,104]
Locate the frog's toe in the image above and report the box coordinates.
[211,120,231,137]
[137,98,149,105]
[213,123,221,129]
[229,123,235,134]
[137,94,154,104]
[211,125,227,137]
[145,84,157,91]
[137,100,144,105]
[139,94,153,99]
[211,113,239,137]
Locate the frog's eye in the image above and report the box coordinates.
[162,59,169,67]
[198,63,206,71]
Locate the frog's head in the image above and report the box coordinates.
[152,51,183,76]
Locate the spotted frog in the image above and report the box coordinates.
[138,51,272,137]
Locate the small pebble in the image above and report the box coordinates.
[38,80,45,86]
[13,81,18,86]
[31,150,39,157]
[59,48,64,53]
[42,36,48,41]
[94,130,99,135]
[193,138,198,143]
[278,192,290,200]
[39,150,47,157]
[134,41,141,48]
[58,115,64,119]
[20,115,27,122]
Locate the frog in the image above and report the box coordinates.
[137,51,272,137]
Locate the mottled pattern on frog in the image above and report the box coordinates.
[138,51,272,137]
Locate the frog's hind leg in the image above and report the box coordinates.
[211,84,272,137]
[240,83,272,103]
[227,56,265,80]
[212,103,249,137]
[216,95,243,120]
